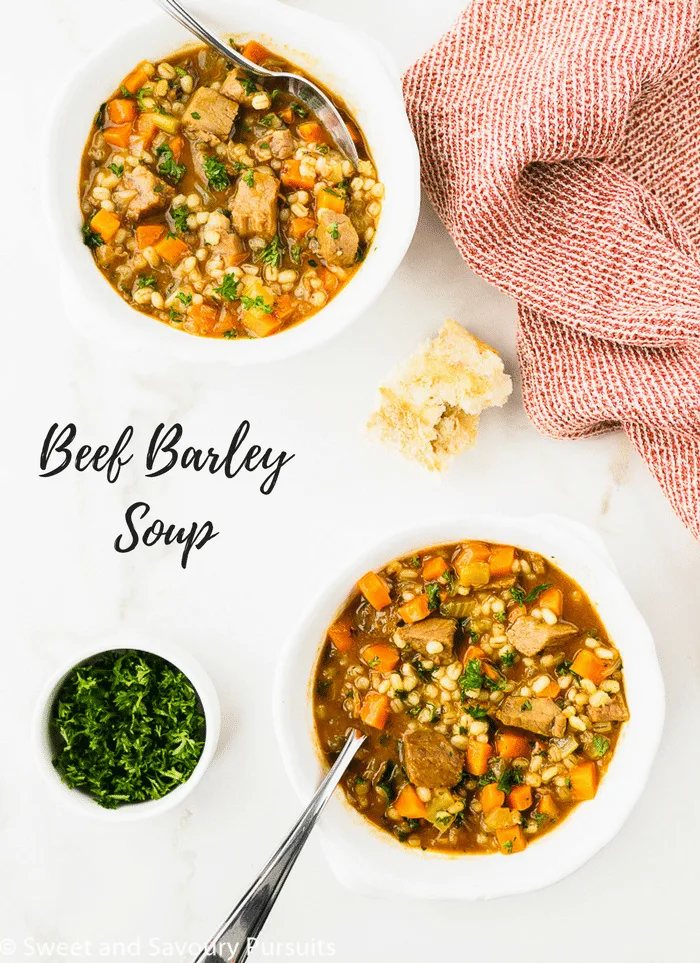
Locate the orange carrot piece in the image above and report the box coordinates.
[357,571,392,611]
[496,825,526,854]
[316,187,345,214]
[187,303,219,335]
[169,134,185,162]
[480,783,505,813]
[108,98,137,124]
[298,121,324,143]
[245,311,283,338]
[464,541,492,562]
[272,293,296,324]
[288,216,317,238]
[280,159,316,190]
[508,603,527,623]
[539,678,560,699]
[539,587,563,617]
[422,556,450,581]
[346,120,362,145]
[317,266,340,295]
[495,729,532,760]
[507,784,533,811]
[359,691,390,730]
[569,761,599,801]
[394,785,427,819]
[122,65,150,94]
[398,594,430,624]
[570,649,607,686]
[279,107,295,125]
[241,40,270,64]
[103,123,133,148]
[134,113,159,148]
[154,235,189,266]
[537,794,558,821]
[327,619,354,654]
[489,545,515,576]
[465,644,487,662]
[466,739,493,776]
[361,644,399,674]
[89,209,121,242]
[135,224,166,249]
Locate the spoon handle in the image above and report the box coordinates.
[191,730,366,963]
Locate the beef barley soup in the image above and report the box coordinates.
[313,541,628,855]
[80,40,382,339]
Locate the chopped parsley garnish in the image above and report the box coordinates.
[425,582,441,611]
[214,274,240,301]
[94,102,106,129]
[240,75,258,95]
[328,221,340,240]
[408,556,421,569]
[136,274,157,289]
[171,205,191,233]
[119,85,131,97]
[500,651,516,667]
[459,659,484,694]
[355,242,367,262]
[241,294,273,314]
[203,154,230,191]
[510,583,552,605]
[175,66,187,77]
[259,113,279,127]
[108,162,124,178]
[503,840,513,853]
[497,767,523,795]
[51,650,205,808]
[176,291,193,307]
[259,142,270,150]
[223,330,238,339]
[368,656,380,669]
[494,611,507,623]
[248,235,280,266]
[243,169,255,188]
[317,144,329,154]
[191,111,201,119]
[136,86,154,110]
[290,243,302,264]
[308,258,318,267]
[556,659,572,676]
[411,658,434,684]
[533,811,550,828]
[155,143,186,184]
[169,307,183,322]
[290,102,307,117]
[521,699,532,711]
[467,704,488,719]
[82,224,103,249]
[592,735,610,757]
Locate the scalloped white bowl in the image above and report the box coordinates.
[46,0,420,365]
[274,514,664,900]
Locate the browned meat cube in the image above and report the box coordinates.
[269,128,295,159]
[506,616,578,657]
[120,166,173,221]
[317,209,359,266]
[587,693,629,723]
[492,696,567,738]
[396,617,456,666]
[183,88,239,145]
[402,728,463,789]
[229,170,279,240]
[221,68,259,105]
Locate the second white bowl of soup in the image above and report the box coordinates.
[274,514,664,900]
[47,0,420,364]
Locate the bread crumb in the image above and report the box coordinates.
[367,319,512,471]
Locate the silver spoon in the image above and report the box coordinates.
[190,729,366,963]
[152,0,360,167]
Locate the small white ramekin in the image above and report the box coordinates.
[273,514,665,900]
[32,633,221,821]
[46,0,420,365]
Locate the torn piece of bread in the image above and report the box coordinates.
[367,319,512,471]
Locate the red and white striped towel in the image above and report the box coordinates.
[403,0,700,538]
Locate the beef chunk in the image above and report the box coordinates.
[317,209,359,266]
[183,88,239,145]
[506,616,578,657]
[587,693,629,723]
[221,68,259,105]
[230,170,279,240]
[402,728,463,789]
[396,617,456,666]
[120,166,173,221]
[268,128,295,159]
[493,696,567,738]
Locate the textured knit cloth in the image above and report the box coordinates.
[403,0,700,538]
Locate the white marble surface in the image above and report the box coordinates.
[2,1,700,960]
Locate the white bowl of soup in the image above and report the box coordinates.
[273,514,664,900]
[46,0,420,364]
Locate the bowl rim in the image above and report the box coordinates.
[45,0,421,366]
[32,633,221,821]
[273,513,665,899]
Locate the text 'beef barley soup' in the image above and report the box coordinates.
[313,542,628,855]
[80,40,382,339]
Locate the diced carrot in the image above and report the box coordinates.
[394,784,427,819]
[154,235,190,266]
[538,678,560,699]
[134,112,159,148]
[480,783,505,813]
[465,644,487,662]
[103,123,133,148]
[489,545,515,576]
[495,729,532,760]
[537,793,558,821]
[422,556,450,581]
[169,134,185,162]
[398,594,430,624]
[482,661,502,682]
[507,784,533,811]
[570,649,607,686]
[281,159,316,190]
[466,739,493,776]
[317,266,339,295]
[279,107,295,125]
[288,216,317,238]
[357,571,392,611]
[188,303,219,335]
[241,40,270,64]
[346,120,362,145]
[135,224,166,249]
[298,121,324,143]
[496,825,526,854]
[122,65,150,94]
[359,691,390,730]
[272,293,296,324]
[108,98,137,124]
[245,311,283,338]
[316,187,345,214]
[361,644,399,674]
[464,541,492,562]
[89,209,121,242]
[508,603,527,624]
[569,761,599,801]
[539,587,563,618]
[327,618,354,654]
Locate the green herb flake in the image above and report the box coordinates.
[176,291,193,307]
[290,102,307,118]
[290,243,302,264]
[521,699,532,711]
[500,651,516,667]
[592,735,610,757]
[171,205,191,233]
[191,111,201,119]
[108,162,125,178]
[136,274,157,289]
[328,221,340,240]
[155,143,186,184]
[458,659,484,695]
[425,582,441,611]
[241,294,273,314]
[204,154,230,191]
[223,330,238,339]
[214,273,240,302]
[82,224,103,249]
[94,102,107,130]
